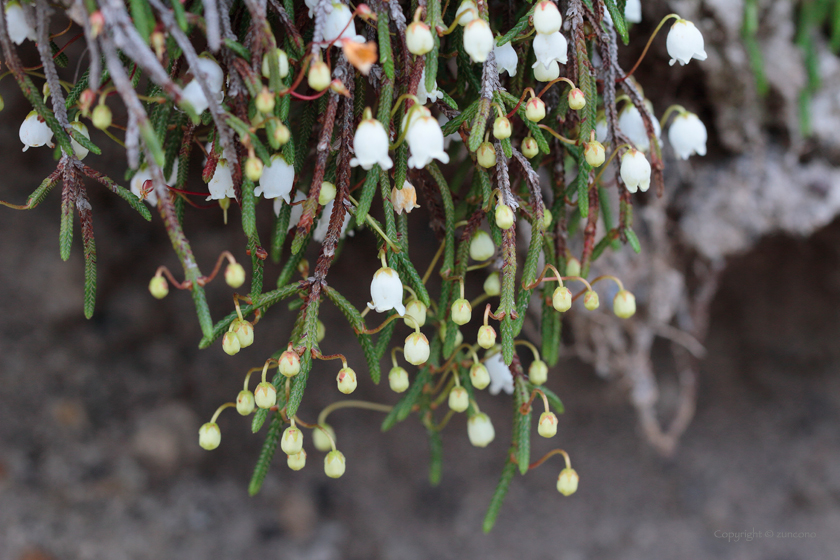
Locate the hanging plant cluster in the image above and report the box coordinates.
[0,0,708,531]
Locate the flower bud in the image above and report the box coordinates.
[613,290,636,319]
[79,89,96,114]
[583,290,600,310]
[477,325,496,349]
[404,332,431,365]
[533,1,562,35]
[467,412,495,447]
[543,209,553,229]
[568,88,586,111]
[336,367,357,394]
[584,140,605,167]
[470,362,490,390]
[557,467,579,496]
[525,97,546,122]
[273,122,291,146]
[199,422,221,450]
[255,88,275,114]
[521,136,539,159]
[451,298,472,325]
[254,381,277,409]
[476,141,496,168]
[245,157,264,182]
[449,386,469,412]
[324,449,346,478]
[463,19,494,63]
[316,320,326,342]
[314,424,336,452]
[222,331,241,355]
[406,21,434,55]
[308,60,331,91]
[89,10,104,38]
[279,349,301,377]
[404,299,427,328]
[92,104,112,130]
[529,359,548,385]
[230,319,254,348]
[455,1,478,26]
[495,204,515,230]
[538,411,558,437]
[552,286,572,312]
[281,425,304,455]
[287,450,306,471]
[236,390,256,416]
[493,116,512,140]
[388,366,410,393]
[484,272,501,296]
[565,257,581,278]
[225,262,246,288]
[318,181,337,205]
[149,276,169,299]
[261,48,290,79]
[469,230,495,261]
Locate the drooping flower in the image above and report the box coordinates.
[181,56,224,114]
[391,181,420,214]
[368,267,406,316]
[667,112,708,160]
[467,413,495,447]
[463,19,494,63]
[323,2,364,44]
[416,69,444,105]
[494,41,518,77]
[618,103,661,152]
[455,0,478,26]
[19,111,54,152]
[312,199,351,242]
[619,149,651,194]
[406,20,434,55]
[484,352,514,395]
[5,1,36,45]
[532,31,568,72]
[533,1,562,35]
[625,0,642,23]
[207,159,236,200]
[255,154,295,202]
[406,116,449,169]
[534,60,560,82]
[404,332,430,365]
[666,19,707,66]
[350,118,393,170]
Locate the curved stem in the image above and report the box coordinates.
[439,8,474,35]
[391,346,403,368]
[514,339,541,362]
[538,124,578,145]
[389,93,422,120]
[659,104,688,129]
[210,402,236,423]
[618,14,681,83]
[470,292,491,311]
[316,400,394,426]
[589,274,625,292]
[390,103,428,149]
[529,448,571,471]
[537,77,576,99]
[505,87,536,119]
[422,241,445,285]
[593,143,632,185]
[314,350,349,369]
[562,275,594,292]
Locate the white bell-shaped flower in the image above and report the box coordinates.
[305,0,318,17]
[401,105,431,135]
[625,0,642,23]
[5,1,36,45]
[350,118,393,170]
[532,31,568,71]
[207,159,236,200]
[534,60,560,82]
[463,19,494,63]
[620,149,651,194]
[406,116,449,169]
[324,2,364,44]
[406,21,434,55]
[666,19,707,66]
[595,116,608,143]
[668,112,707,160]
[69,121,91,160]
[618,104,661,152]
[494,41,518,76]
[484,351,514,395]
[368,266,405,315]
[455,1,477,26]
[280,190,306,222]
[312,198,351,242]
[255,154,295,202]
[533,1,562,35]
[467,413,495,447]
[19,111,54,152]
[416,69,444,105]
[182,57,224,114]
